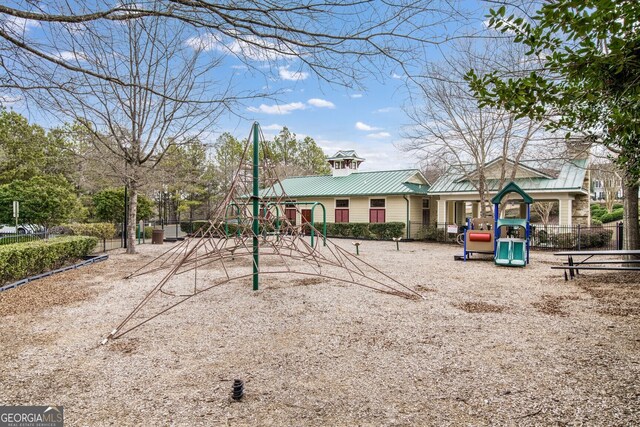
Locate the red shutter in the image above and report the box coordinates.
[369,209,385,223]
[335,209,349,223]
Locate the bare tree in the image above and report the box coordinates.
[591,160,622,213]
[1,1,463,98]
[532,202,555,227]
[39,11,225,253]
[402,39,549,217]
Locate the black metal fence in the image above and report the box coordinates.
[411,221,625,251]
[0,231,47,245]
[100,219,210,251]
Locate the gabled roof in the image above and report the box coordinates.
[261,169,430,198]
[429,158,588,194]
[460,158,555,182]
[491,181,533,204]
[327,150,365,161]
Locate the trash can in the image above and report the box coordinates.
[152,229,164,244]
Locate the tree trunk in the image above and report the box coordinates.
[126,185,138,254]
[622,178,639,255]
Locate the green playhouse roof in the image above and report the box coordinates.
[261,169,430,198]
[491,181,533,204]
[429,158,588,194]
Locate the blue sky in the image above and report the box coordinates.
[221,69,414,172]
[1,1,489,172]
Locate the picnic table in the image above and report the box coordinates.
[552,250,640,280]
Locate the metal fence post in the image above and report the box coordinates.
[577,224,581,250]
[617,221,624,250]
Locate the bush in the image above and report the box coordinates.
[599,208,623,223]
[144,226,153,239]
[578,228,614,249]
[548,228,614,249]
[312,222,404,240]
[591,218,603,226]
[0,236,98,285]
[61,223,117,240]
[180,220,210,234]
[369,222,404,239]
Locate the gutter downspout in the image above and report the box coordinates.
[403,195,410,239]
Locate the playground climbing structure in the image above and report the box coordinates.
[103,123,422,343]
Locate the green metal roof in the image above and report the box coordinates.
[327,150,364,161]
[261,169,430,198]
[429,159,588,194]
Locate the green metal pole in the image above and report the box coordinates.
[252,122,260,291]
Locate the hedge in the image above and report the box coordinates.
[549,228,613,249]
[180,220,406,240]
[180,220,210,234]
[64,222,116,240]
[0,236,98,285]
[313,222,405,240]
[599,208,623,224]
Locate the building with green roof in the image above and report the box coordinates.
[261,150,591,237]
[260,150,431,238]
[428,158,591,226]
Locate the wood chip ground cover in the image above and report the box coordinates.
[0,240,638,426]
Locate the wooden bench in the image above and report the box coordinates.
[552,250,640,280]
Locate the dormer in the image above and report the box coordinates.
[327,150,365,177]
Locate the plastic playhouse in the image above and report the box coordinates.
[461,217,495,260]
[459,182,532,267]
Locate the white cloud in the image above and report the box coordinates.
[53,51,88,62]
[0,95,22,107]
[307,98,335,109]
[317,137,416,171]
[247,102,306,115]
[391,73,403,79]
[355,121,381,131]
[367,132,391,139]
[350,94,363,99]
[261,124,284,131]
[279,66,309,81]
[1,16,38,34]
[374,107,394,114]
[185,33,295,61]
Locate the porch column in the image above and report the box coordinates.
[558,198,573,226]
[437,199,447,227]
[471,202,479,219]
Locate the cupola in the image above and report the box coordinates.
[327,150,365,177]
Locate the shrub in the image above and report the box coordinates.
[577,228,614,249]
[591,218,603,226]
[548,228,614,249]
[599,208,623,224]
[312,222,404,240]
[550,232,577,248]
[369,222,404,239]
[62,223,117,240]
[612,203,623,210]
[144,226,153,239]
[0,236,98,285]
[180,220,210,234]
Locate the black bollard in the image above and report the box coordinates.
[232,379,244,401]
